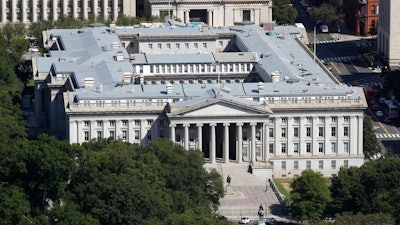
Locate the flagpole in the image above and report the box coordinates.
[313,26,316,61]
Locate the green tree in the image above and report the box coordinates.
[333,211,395,225]
[272,0,298,25]
[312,3,344,25]
[0,184,30,225]
[288,170,331,223]
[363,116,382,160]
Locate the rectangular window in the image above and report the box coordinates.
[306,161,311,169]
[122,130,127,140]
[294,117,300,124]
[318,117,325,123]
[294,161,299,170]
[203,43,207,48]
[84,131,90,141]
[306,127,311,137]
[185,43,189,48]
[134,130,140,140]
[176,43,180,49]
[371,5,376,14]
[293,143,299,153]
[282,161,286,170]
[147,130,152,140]
[344,116,350,123]
[344,160,349,168]
[148,43,152,49]
[269,128,274,137]
[294,127,299,138]
[344,127,349,136]
[331,160,336,169]
[194,42,198,48]
[256,146,261,157]
[97,121,103,127]
[109,131,115,140]
[166,43,171,49]
[134,120,140,126]
[242,9,251,21]
[306,143,311,153]
[243,147,248,157]
[318,127,324,137]
[158,43,162,49]
[269,118,275,123]
[319,142,324,153]
[331,142,336,153]
[343,142,349,153]
[147,119,153,126]
[331,116,337,123]
[84,121,90,127]
[281,143,286,153]
[281,117,287,124]
[122,120,128,127]
[281,128,286,138]
[331,127,336,137]
[269,143,274,154]
[319,160,323,169]
[219,41,223,47]
[97,131,102,139]
[306,117,312,124]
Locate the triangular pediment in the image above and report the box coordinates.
[167,97,272,118]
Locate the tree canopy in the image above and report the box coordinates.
[288,170,331,223]
[272,0,298,25]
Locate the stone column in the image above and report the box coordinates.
[250,122,256,163]
[52,0,57,21]
[184,123,189,150]
[185,10,190,24]
[237,122,243,163]
[113,0,118,21]
[22,0,27,24]
[357,116,363,155]
[76,121,82,143]
[32,0,38,22]
[93,0,98,18]
[324,116,329,156]
[42,0,47,21]
[197,123,203,151]
[83,0,88,19]
[207,10,213,27]
[1,0,6,23]
[103,0,108,21]
[73,0,78,18]
[63,0,68,16]
[170,123,176,142]
[210,123,216,164]
[223,123,229,163]
[11,0,17,22]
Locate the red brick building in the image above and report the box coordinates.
[342,0,379,36]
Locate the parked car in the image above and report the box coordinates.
[375,110,384,117]
[265,217,276,224]
[239,217,251,224]
[320,24,329,33]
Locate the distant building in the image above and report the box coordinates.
[31,21,366,178]
[0,0,136,24]
[342,0,379,37]
[377,0,400,69]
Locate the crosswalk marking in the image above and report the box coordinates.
[321,56,354,63]
[316,40,336,44]
[376,133,400,139]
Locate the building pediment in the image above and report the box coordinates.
[167,96,272,118]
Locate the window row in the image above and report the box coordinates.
[268,126,349,138]
[268,142,350,154]
[148,42,208,50]
[148,63,252,74]
[268,116,350,124]
[83,119,156,127]
[83,129,163,142]
[281,159,349,170]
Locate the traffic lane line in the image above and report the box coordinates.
[368,107,389,134]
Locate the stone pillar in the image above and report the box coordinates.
[11,0,17,22]
[22,0,27,24]
[250,122,256,163]
[42,0,47,21]
[1,0,6,23]
[197,123,203,151]
[93,0,98,18]
[185,10,190,24]
[210,123,216,164]
[83,0,88,19]
[32,0,38,22]
[113,0,118,21]
[312,116,318,156]
[170,123,176,142]
[103,0,108,21]
[73,0,78,18]
[237,122,243,163]
[52,0,57,21]
[324,116,329,156]
[207,10,213,27]
[223,123,230,163]
[357,116,363,155]
[184,123,189,150]
[63,0,68,16]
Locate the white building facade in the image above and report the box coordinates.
[377,0,400,69]
[32,22,366,178]
[0,0,135,24]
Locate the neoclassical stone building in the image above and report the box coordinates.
[32,22,366,178]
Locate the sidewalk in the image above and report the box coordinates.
[205,163,292,222]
